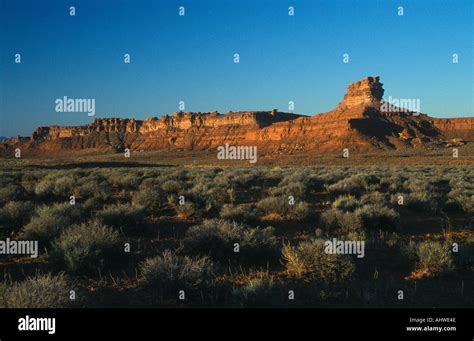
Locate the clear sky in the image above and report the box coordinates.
[1,0,472,136]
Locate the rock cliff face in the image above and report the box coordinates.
[1,76,473,157]
[337,76,384,110]
[431,118,474,140]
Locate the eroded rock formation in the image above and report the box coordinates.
[1,76,473,157]
[337,76,384,110]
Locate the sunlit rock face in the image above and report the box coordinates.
[1,76,472,157]
[337,76,384,110]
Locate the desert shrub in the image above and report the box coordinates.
[320,209,362,233]
[188,182,229,213]
[0,282,6,307]
[281,239,354,282]
[33,175,76,198]
[400,239,418,261]
[34,179,55,197]
[269,182,306,199]
[256,196,289,217]
[139,176,165,190]
[354,204,399,230]
[0,184,26,203]
[183,219,277,263]
[96,203,145,234]
[132,188,164,211]
[83,195,107,212]
[416,241,454,276]
[0,174,16,188]
[53,219,121,273]
[403,178,432,193]
[161,180,182,194]
[326,174,378,196]
[21,171,42,182]
[232,276,274,307]
[3,273,70,308]
[290,202,310,220]
[214,169,261,190]
[319,169,347,185]
[166,193,187,207]
[382,174,407,193]
[175,202,198,219]
[332,194,361,212]
[220,204,257,222]
[53,176,76,196]
[360,191,387,205]
[256,196,309,219]
[140,250,214,292]
[0,201,34,228]
[391,191,438,212]
[73,177,111,200]
[21,182,37,196]
[108,173,141,190]
[447,189,474,213]
[23,203,83,242]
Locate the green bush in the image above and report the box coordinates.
[360,191,387,206]
[0,282,6,308]
[220,204,257,222]
[34,179,55,197]
[73,177,111,200]
[53,220,121,273]
[354,204,399,230]
[52,176,76,196]
[269,182,306,199]
[0,201,34,228]
[320,209,362,233]
[161,180,182,194]
[256,196,289,217]
[392,191,438,212]
[140,250,214,292]
[291,202,310,220]
[281,239,355,282]
[0,184,26,203]
[256,197,309,220]
[96,203,145,234]
[332,194,361,212]
[23,203,82,242]
[416,241,454,276]
[232,276,274,307]
[447,189,474,213]
[35,176,76,198]
[175,202,197,219]
[83,195,107,212]
[3,273,70,308]
[326,174,378,196]
[183,219,277,263]
[108,173,141,190]
[132,188,164,211]
[188,182,229,213]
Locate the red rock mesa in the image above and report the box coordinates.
[1,76,473,157]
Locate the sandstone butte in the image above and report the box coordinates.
[1,76,473,158]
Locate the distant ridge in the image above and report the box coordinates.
[1,76,473,157]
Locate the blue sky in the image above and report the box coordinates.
[1,0,472,136]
